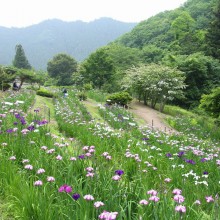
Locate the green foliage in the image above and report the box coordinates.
[167,53,220,108]
[106,91,132,106]
[123,63,186,112]
[206,0,220,59]
[1,83,11,91]
[12,44,31,69]
[47,53,78,86]
[77,92,87,101]
[36,88,55,98]
[83,83,93,91]
[199,87,220,118]
[80,48,115,90]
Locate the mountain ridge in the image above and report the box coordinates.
[0,18,137,70]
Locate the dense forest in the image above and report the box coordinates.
[1,0,220,117]
[79,0,220,110]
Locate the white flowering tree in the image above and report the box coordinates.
[123,63,186,112]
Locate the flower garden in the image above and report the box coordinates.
[0,89,219,220]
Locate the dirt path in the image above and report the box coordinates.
[129,101,178,135]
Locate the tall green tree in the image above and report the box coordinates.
[13,44,32,69]
[47,53,78,86]
[80,48,115,90]
[206,0,220,59]
[168,53,220,108]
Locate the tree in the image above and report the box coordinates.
[80,48,115,90]
[199,87,220,118]
[168,53,220,108]
[206,0,220,59]
[13,44,32,69]
[123,64,186,112]
[0,66,15,91]
[47,53,77,86]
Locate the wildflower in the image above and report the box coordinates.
[194,200,201,205]
[112,175,121,181]
[9,156,16,160]
[84,194,94,200]
[24,164,33,170]
[106,155,112,160]
[94,201,105,208]
[178,151,185,157]
[22,159,29,163]
[34,180,43,186]
[172,189,182,195]
[175,205,186,213]
[205,196,214,203]
[166,153,172,157]
[56,155,63,160]
[47,149,55,154]
[37,168,45,174]
[41,146,47,150]
[139,200,149,205]
[149,196,160,202]
[1,143,7,146]
[47,176,55,182]
[86,172,95,177]
[72,193,80,200]
[201,158,207,162]
[70,157,77,161]
[58,184,72,193]
[86,167,94,172]
[164,178,171,183]
[173,195,185,203]
[147,190,158,196]
[78,154,85,159]
[99,211,118,220]
[115,170,124,176]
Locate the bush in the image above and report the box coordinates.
[106,91,132,106]
[36,88,54,98]
[2,83,11,91]
[77,92,87,101]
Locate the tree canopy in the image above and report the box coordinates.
[80,48,115,90]
[47,53,78,86]
[123,64,186,112]
[13,44,32,69]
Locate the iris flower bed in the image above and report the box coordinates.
[0,90,219,220]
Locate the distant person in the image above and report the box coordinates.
[13,81,19,91]
[63,88,68,98]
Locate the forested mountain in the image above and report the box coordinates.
[80,0,220,108]
[0,18,136,70]
[115,0,217,55]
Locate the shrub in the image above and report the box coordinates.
[77,92,87,101]
[36,88,54,98]
[2,83,11,91]
[106,91,132,106]
[83,83,93,91]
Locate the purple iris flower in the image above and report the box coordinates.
[78,154,85,159]
[178,151,185,157]
[166,153,172,157]
[72,193,80,200]
[115,170,124,176]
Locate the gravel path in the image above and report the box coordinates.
[129,101,178,135]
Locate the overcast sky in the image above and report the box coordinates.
[1,0,187,28]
